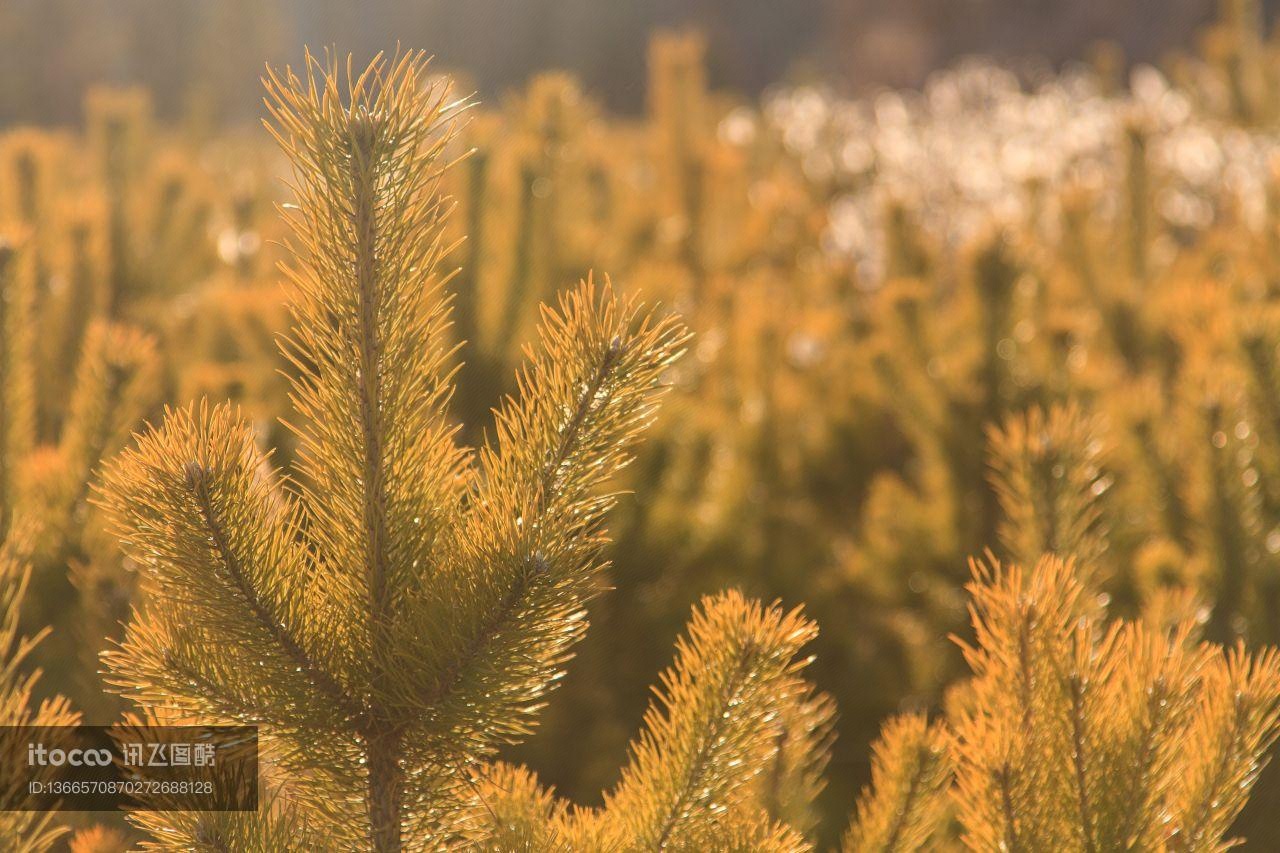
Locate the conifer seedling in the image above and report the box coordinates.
[96,51,825,850]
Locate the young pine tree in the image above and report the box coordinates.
[96,52,698,850]
[843,555,1280,852]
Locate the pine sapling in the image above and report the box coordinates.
[97,51,689,850]
[844,554,1280,852]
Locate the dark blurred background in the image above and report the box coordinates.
[0,0,1262,127]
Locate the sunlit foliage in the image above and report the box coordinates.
[2,2,1280,848]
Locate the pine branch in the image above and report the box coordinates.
[459,762,571,852]
[21,321,159,557]
[950,557,1107,851]
[0,542,78,852]
[987,404,1110,576]
[1108,622,1206,849]
[942,556,1280,852]
[183,453,363,724]
[757,684,836,840]
[841,714,951,853]
[397,280,688,752]
[603,590,817,850]
[679,810,812,853]
[1170,644,1280,851]
[59,321,160,513]
[265,49,471,669]
[129,781,318,852]
[99,404,362,732]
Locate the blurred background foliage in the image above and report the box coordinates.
[8,0,1280,848]
[0,0,1267,125]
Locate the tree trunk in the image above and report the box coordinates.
[367,728,404,853]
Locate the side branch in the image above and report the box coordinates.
[185,464,367,726]
[536,338,623,507]
[428,338,627,708]
[880,747,929,852]
[652,646,755,849]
